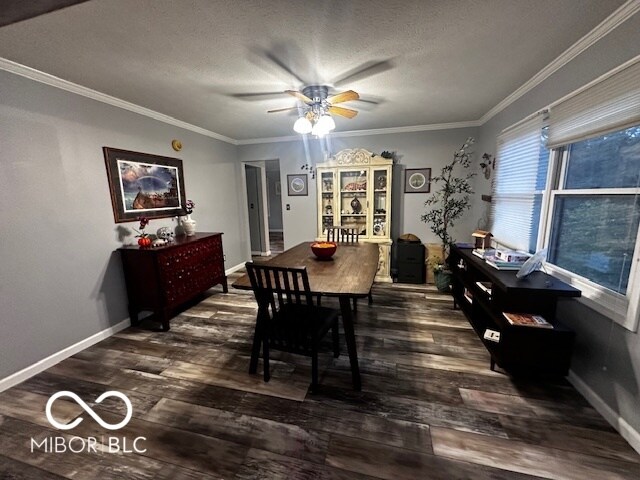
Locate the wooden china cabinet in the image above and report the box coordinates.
[316,148,393,282]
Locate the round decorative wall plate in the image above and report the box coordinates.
[408,172,426,189]
[171,139,183,151]
[290,177,305,193]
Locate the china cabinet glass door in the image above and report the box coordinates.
[320,170,335,236]
[339,168,368,237]
[371,168,390,238]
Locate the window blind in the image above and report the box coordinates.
[490,115,545,252]
[548,57,640,148]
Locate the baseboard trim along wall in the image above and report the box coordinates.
[568,370,640,455]
[225,262,246,275]
[0,318,131,393]
[1,266,246,393]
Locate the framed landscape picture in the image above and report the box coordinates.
[287,174,308,196]
[103,147,187,223]
[404,168,431,193]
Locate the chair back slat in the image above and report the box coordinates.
[327,226,359,244]
[245,262,316,355]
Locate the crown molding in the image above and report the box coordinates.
[237,120,481,145]
[1,0,637,145]
[478,0,640,125]
[0,57,238,145]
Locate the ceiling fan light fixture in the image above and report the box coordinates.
[293,116,312,134]
[310,113,335,137]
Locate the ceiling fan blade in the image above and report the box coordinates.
[328,106,358,119]
[327,90,359,105]
[264,52,308,84]
[285,90,313,104]
[267,106,300,113]
[333,59,395,87]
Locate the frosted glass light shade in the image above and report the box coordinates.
[293,116,312,134]
[312,114,335,136]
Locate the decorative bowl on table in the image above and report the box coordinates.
[311,241,337,259]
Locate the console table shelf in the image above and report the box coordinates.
[449,245,580,376]
[118,232,227,331]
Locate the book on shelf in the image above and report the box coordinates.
[503,312,553,328]
[472,248,495,259]
[495,249,531,263]
[484,255,525,270]
[475,281,492,296]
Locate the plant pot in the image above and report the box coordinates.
[434,270,452,293]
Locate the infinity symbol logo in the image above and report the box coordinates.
[45,391,133,431]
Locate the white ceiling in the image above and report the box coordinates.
[0,0,627,141]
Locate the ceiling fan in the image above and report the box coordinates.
[267,85,360,136]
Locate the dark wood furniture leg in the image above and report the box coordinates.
[249,316,262,374]
[160,309,171,332]
[339,296,361,390]
[128,306,139,326]
[222,278,229,293]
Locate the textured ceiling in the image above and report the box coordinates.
[0,0,626,140]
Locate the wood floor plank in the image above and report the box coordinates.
[499,414,640,465]
[326,433,545,480]
[0,453,66,480]
[160,360,310,401]
[143,397,330,463]
[431,426,640,480]
[235,447,377,480]
[0,415,222,480]
[0,390,83,428]
[53,406,248,478]
[459,388,613,430]
[235,392,433,453]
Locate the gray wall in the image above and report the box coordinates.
[0,69,243,380]
[473,12,640,436]
[238,127,479,252]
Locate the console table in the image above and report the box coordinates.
[448,245,580,376]
[118,232,227,331]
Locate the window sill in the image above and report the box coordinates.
[544,264,638,332]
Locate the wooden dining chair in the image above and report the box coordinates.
[324,226,373,311]
[245,262,340,391]
[326,226,359,243]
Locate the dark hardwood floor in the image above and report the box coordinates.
[0,274,638,479]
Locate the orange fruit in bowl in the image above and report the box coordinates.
[311,241,337,259]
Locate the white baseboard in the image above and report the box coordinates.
[568,370,640,455]
[0,318,131,393]
[225,262,246,275]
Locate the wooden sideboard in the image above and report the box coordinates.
[118,232,227,331]
[449,245,580,376]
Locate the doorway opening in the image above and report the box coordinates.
[243,160,284,259]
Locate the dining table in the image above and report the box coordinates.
[232,241,380,390]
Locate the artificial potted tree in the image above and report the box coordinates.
[421,138,476,292]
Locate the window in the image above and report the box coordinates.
[491,58,640,330]
[491,116,547,252]
[547,126,640,294]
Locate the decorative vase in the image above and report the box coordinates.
[434,270,452,292]
[350,196,362,214]
[182,214,196,236]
